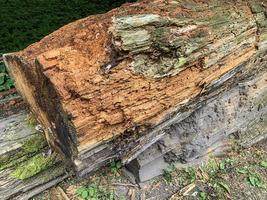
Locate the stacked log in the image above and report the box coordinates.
[0,108,68,200]
[3,0,267,180]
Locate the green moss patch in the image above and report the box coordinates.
[11,153,58,180]
[0,134,47,171]
[0,132,61,180]
[22,133,47,153]
[25,114,38,128]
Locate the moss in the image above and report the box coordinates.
[26,114,38,128]
[22,134,47,153]
[0,155,29,171]
[0,134,47,171]
[11,153,58,180]
[37,162,66,182]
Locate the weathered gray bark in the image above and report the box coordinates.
[0,111,69,200]
[2,0,267,181]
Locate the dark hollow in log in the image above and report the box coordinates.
[3,0,267,176]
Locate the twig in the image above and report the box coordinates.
[181,183,196,196]
[56,186,70,200]
[112,182,139,188]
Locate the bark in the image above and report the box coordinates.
[3,0,267,177]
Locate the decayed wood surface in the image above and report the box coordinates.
[127,68,267,182]
[0,86,25,119]
[75,48,267,177]
[3,0,267,176]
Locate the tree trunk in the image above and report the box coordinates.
[3,0,267,177]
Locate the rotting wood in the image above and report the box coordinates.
[126,68,267,182]
[3,0,267,179]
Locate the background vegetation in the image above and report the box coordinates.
[0,0,136,91]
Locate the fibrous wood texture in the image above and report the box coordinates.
[3,0,267,176]
[127,67,267,182]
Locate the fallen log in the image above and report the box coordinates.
[3,0,267,178]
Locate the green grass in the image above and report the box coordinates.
[76,183,116,200]
[75,160,125,200]
[110,160,122,174]
[32,142,267,200]
[164,147,267,200]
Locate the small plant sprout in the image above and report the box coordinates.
[76,183,116,200]
[110,160,122,174]
[163,164,176,183]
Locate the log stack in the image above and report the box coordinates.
[3,0,267,181]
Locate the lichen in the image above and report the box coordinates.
[248,0,264,13]
[11,153,58,180]
[111,14,205,78]
[174,57,187,69]
[114,14,164,30]
[119,29,152,53]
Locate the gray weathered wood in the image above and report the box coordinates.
[0,112,69,200]
[126,68,267,182]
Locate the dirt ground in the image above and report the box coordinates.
[32,140,267,200]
